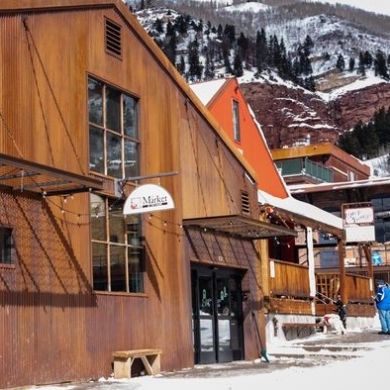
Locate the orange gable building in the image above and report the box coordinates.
[191,78,288,199]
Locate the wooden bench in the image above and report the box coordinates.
[113,349,162,379]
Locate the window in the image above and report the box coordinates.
[232,100,240,142]
[90,194,144,293]
[88,77,139,179]
[0,228,13,264]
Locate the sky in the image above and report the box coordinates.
[309,0,390,16]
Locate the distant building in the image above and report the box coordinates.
[272,142,370,185]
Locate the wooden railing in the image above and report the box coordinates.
[269,259,310,298]
[316,271,372,303]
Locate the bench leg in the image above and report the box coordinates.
[149,354,161,375]
[114,357,133,379]
[140,355,161,375]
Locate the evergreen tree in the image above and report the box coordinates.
[272,35,282,70]
[237,32,249,64]
[153,19,164,34]
[224,24,235,44]
[349,57,355,72]
[166,20,174,37]
[304,76,316,91]
[303,34,314,56]
[222,35,232,74]
[204,48,215,80]
[336,54,345,71]
[217,24,223,39]
[358,52,366,76]
[374,107,390,145]
[374,50,389,79]
[175,15,189,35]
[176,55,186,75]
[164,33,177,65]
[187,39,203,81]
[255,29,268,73]
[363,51,373,67]
[298,45,312,75]
[233,51,243,77]
[338,130,363,158]
[292,58,301,81]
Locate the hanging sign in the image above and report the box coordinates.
[123,184,175,215]
[342,203,375,243]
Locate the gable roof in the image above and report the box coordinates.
[0,0,257,182]
[191,77,290,198]
[190,78,230,106]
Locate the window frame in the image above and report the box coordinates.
[0,226,14,266]
[90,195,145,294]
[232,99,241,143]
[88,76,140,180]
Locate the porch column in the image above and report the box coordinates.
[338,236,347,304]
[362,244,374,293]
[306,227,316,298]
[259,239,270,297]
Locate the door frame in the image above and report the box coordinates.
[191,264,245,364]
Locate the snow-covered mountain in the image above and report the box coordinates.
[126,0,390,156]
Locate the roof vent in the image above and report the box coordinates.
[241,191,250,215]
[105,18,122,57]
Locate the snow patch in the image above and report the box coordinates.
[222,2,271,13]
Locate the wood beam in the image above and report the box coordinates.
[362,244,374,293]
[338,237,347,303]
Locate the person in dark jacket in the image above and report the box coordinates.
[334,294,347,329]
[374,280,390,334]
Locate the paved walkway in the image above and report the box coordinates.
[29,330,390,390]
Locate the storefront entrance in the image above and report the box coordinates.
[191,265,244,364]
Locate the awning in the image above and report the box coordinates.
[0,153,103,196]
[258,190,343,237]
[183,214,296,240]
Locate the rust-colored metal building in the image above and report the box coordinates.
[0,1,294,387]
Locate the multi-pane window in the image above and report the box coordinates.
[88,77,139,179]
[90,194,144,293]
[0,228,13,264]
[232,100,240,142]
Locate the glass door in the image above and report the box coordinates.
[216,277,232,362]
[192,266,244,364]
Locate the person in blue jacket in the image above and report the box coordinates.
[374,280,390,334]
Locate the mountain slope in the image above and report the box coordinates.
[127,1,390,153]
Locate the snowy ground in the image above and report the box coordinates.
[27,329,390,390]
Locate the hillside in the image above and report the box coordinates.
[126,0,390,153]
